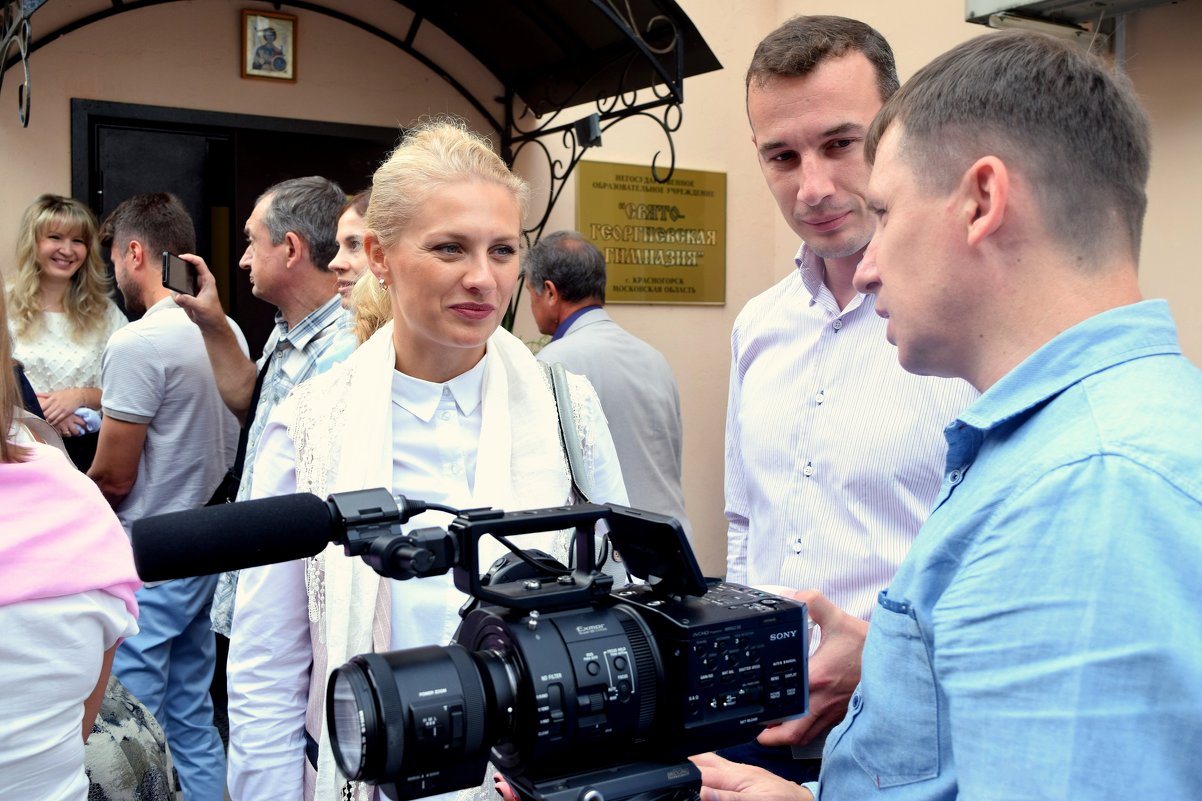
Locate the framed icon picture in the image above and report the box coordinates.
[242,10,296,81]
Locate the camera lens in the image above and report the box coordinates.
[328,662,372,777]
[327,652,407,782]
[327,644,496,788]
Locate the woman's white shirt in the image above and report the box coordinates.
[0,591,136,801]
[9,303,127,392]
[227,355,627,801]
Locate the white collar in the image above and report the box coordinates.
[391,355,486,422]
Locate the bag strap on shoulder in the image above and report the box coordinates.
[542,360,593,503]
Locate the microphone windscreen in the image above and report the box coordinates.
[131,493,335,582]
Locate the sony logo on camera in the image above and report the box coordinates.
[769,629,799,641]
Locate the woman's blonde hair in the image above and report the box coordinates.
[8,194,114,340]
[365,117,529,250]
[1,282,30,462]
[349,270,392,344]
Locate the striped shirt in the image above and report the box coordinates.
[724,245,977,626]
[238,295,355,501]
[210,295,354,635]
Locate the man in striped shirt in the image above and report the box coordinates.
[176,176,356,635]
[723,16,975,778]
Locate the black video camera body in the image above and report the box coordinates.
[326,501,809,801]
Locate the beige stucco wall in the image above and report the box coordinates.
[2,0,1198,576]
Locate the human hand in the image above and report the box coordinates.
[691,752,813,801]
[494,773,519,801]
[36,388,83,426]
[757,589,867,748]
[172,254,226,332]
[55,412,86,437]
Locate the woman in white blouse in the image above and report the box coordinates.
[227,119,628,801]
[6,194,126,469]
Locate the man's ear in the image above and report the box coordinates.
[127,239,147,271]
[542,280,559,304]
[283,231,307,268]
[365,232,389,282]
[961,156,1009,247]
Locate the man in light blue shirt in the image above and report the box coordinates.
[697,30,1202,801]
[175,176,356,635]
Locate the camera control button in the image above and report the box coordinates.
[586,660,601,676]
[613,655,628,671]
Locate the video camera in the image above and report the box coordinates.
[130,489,809,801]
[318,490,810,801]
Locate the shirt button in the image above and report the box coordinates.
[440,411,452,421]
[802,463,815,477]
[832,319,843,331]
[815,391,825,404]
[792,538,802,554]
[948,468,963,485]
[450,463,461,475]
[850,692,862,711]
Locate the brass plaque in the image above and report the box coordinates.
[576,160,726,304]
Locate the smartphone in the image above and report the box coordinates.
[162,252,199,296]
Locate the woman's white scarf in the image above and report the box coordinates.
[291,322,575,800]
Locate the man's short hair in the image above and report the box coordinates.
[100,192,195,256]
[746,15,898,102]
[258,176,344,271]
[867,30,1150,259]
[524,230,607,304]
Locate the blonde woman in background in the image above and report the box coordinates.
[6,194,127,469]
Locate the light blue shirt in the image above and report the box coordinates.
[210,296,354,635]
[818,300,1202,799]
[239,297,355,501]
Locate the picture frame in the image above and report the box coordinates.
[242,10,296,82]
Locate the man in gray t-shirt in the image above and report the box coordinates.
[99,298,245,530]
[89,193,245,801]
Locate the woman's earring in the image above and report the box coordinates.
[378,277,387,288]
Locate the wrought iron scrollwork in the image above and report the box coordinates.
[498,0,691,329]
[1,0,43,127]
[503,0,687,245]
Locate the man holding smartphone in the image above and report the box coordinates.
[90,192,248,801]
[172,175,354,636]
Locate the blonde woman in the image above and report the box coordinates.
[7,194,127,469]
[227,119,628,801]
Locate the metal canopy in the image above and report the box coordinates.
[965,0,1182,25]
[402,0,721,118]
[2,0,722,243]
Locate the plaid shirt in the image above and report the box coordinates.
[210,295,355,634]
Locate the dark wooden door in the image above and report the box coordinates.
[73,99,396,354]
